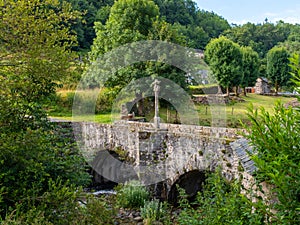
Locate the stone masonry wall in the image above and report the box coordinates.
[71,121,254,200]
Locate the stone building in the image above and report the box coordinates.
[254,77,270,94]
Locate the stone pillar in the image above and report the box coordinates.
[152,79,161,129]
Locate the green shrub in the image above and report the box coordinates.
[77,195,115,225]
[1,208,53,225]
[65,88,118,114]
[95,87,119,113]
[1,179,80,225]
[1,184,116,225]
[0,126,91,218]
[177,169,266,225]
[244,103,300,224]
[46,87,118,116]
[115,180,149,209]
[141,199,170,225]
[189,85,220,95]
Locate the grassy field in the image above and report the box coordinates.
[195,94,296,127]
[48,93,296,128]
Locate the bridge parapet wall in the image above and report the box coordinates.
[74,121,246,183]
[57,121,254,200]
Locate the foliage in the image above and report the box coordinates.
[75,194,115,225]
[177,169,266,225]
[86,0,193,114]
[0,126,91,217]
[266,46,291,93]
[64,0,114,51]
[1,184,115,225]
[141,199,170,225]
[153,0,197,26]
[289,53,300,89]
[224,21,292,58]
[244,103,300,224]
[173,23,209,49]
[205,36,242,95]
[195,10,230,40]
[115,180,150,209]
[90,0,159,58]
[47,88,118,115]
[0,0,80,131]
[154,0,230,49]
[240,46,260,95]
[1,208,53,225]
[1,179,81,224]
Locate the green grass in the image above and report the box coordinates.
[48,93,297,127]
[50,114,114,124]
[195,93,296,127]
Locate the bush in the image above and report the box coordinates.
[1,184,116,225]
[77,195,115,225]
[177,169,266,225]
[244,103,300,224]
[1,179,79,225]
[45,87,119,116]
[189,85,220,95]
[115,180,150,209]
[96,87,119,113]
[1,208,53,225]
[0,126,91,219]
[141,199,170,225]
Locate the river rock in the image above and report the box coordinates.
[134,216,143,222]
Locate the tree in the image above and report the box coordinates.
[0,0,80,131]
[289,53,300,88]
[267,46,290,94]
[0,0,91,221]
[277,25,300,56]
[224,21,291,58]
[153,0,197,26]
[195,10,230,40]
[90,0,160,58]
[63,0,114,51]
[240,46,260,96]
[86,0,192,117]
[173,23,209,49]
[153,0,230,50]
[88,0,188,88]
[205,36,242,96]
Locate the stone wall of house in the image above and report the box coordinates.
[255,78,270,94]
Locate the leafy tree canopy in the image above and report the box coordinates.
[87,0,190,92]
[0,0,80,131]
[64,0,114,51]
[266,46,291,93]
[240,46,260,94]
[205,36,242,95]
[90,0,160,58]
[224,21,293,58]
[154,0,230,49]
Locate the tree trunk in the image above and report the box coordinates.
[226,87,230,97]
[234,86,239,97]
[243,87,247,96]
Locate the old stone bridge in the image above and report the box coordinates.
[69,121,256,201]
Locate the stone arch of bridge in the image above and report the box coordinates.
[168,170,210,204]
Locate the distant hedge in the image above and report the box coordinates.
[189,85,220,95]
